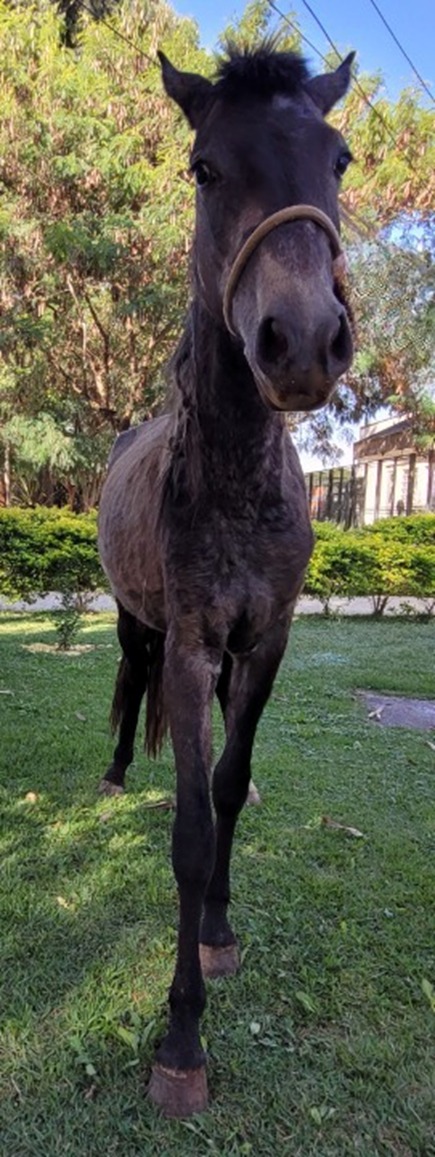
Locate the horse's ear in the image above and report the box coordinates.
[158,52,213,128]
[305,52,355,115]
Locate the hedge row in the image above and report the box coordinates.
[307,515,435,614]
[0,507,105,601]
[0,507,434,615]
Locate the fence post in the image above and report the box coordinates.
[426,450,434,511]
[326,469,334,519]
[390,458,397,517]
[406,453,416,515]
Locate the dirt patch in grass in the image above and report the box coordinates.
[359,690,435,730]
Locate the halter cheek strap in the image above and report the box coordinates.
[222,204,346,337]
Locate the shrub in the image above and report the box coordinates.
[363,513,435,546]
[0,507,106,601]
[304,533,375,614]
[310,520,344,540]
[362,537,416,615]
[305,521,435,615]
[51,592,84,651]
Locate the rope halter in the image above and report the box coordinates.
[222,204,346,337]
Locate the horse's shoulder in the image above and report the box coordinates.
[108,426,141,470]
[107,415,171,473]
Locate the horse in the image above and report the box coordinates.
[98,42,354,1117]
[100,425,262,804]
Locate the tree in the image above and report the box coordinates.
[335,80,435,225]
[346,232,435,431]
[0,0,207,506]
[0,0,433,502]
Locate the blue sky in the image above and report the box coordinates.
[173,0,435,102]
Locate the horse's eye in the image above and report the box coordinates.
[334,150,353,179]
[192,161,213,188]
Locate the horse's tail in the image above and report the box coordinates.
[144,632,168,758]
[110,655,131,735]
[110,630,168,758]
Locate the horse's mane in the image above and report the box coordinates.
[213,41,310,102]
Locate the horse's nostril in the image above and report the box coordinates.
[257,317,289,366]
[330,311,352,368]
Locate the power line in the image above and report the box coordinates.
[267,0,433,242]
[267,0,328,64]
[296,0,401,148]
[268,0,399,150]
[366,0,435,106]
[75,0,156,68]
[299,0,345,58]
[2,0,428,312]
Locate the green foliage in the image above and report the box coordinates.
[51,589,84,649]
[363,512,435,545]
[344,237,435,428]
[304,531,375,612]
[305,515,435,614]
[0,0,203,506]
[0,506,105,600]
[2,508,435,614]
[335,80,435,221]
[218,0,300,53]
[0,0,433,497]
[363,536,435,615]
[310,520,344,540]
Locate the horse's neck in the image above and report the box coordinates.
[175,301,286,498]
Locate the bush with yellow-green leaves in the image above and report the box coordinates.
[0,508,434,618]
[306,515,435,616]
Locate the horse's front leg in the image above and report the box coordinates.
[200,617,291,979]
[149,631,220,1118]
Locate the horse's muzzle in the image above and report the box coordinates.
[252,300,353,411]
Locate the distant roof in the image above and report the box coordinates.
[357,415,411,440]
[353,415,427,462]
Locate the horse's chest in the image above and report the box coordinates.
[168,511,312,650]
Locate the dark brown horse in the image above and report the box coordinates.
[98,43,354,1116]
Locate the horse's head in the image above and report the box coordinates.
[160,44,354,412]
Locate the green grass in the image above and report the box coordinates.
[0,612,434,1156]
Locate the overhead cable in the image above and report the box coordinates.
[268,0,399,150]
[296,0,400,147]
[75,0,155,67]
[367,0,435,106]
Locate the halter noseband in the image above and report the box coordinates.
[222,204,346,337]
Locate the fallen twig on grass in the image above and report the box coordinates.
[321,815,366,838]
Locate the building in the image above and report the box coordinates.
[353,416,434,524]
[305,416,435,526]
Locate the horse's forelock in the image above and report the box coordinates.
[214,42,310,102]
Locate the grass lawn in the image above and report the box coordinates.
[0,612,434,1156]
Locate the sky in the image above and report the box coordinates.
[173,0,435,104]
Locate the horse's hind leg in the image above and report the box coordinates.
[200,619,290,978]
[216,657,260,806]
[99,605,148,796]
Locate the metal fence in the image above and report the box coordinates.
[305,453,435,526]
[305,467,364,526]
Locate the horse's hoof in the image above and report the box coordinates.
[148,1063,208,1117]
[97,778,124,796]
[246,780,261,805]
[199,942,240,979]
